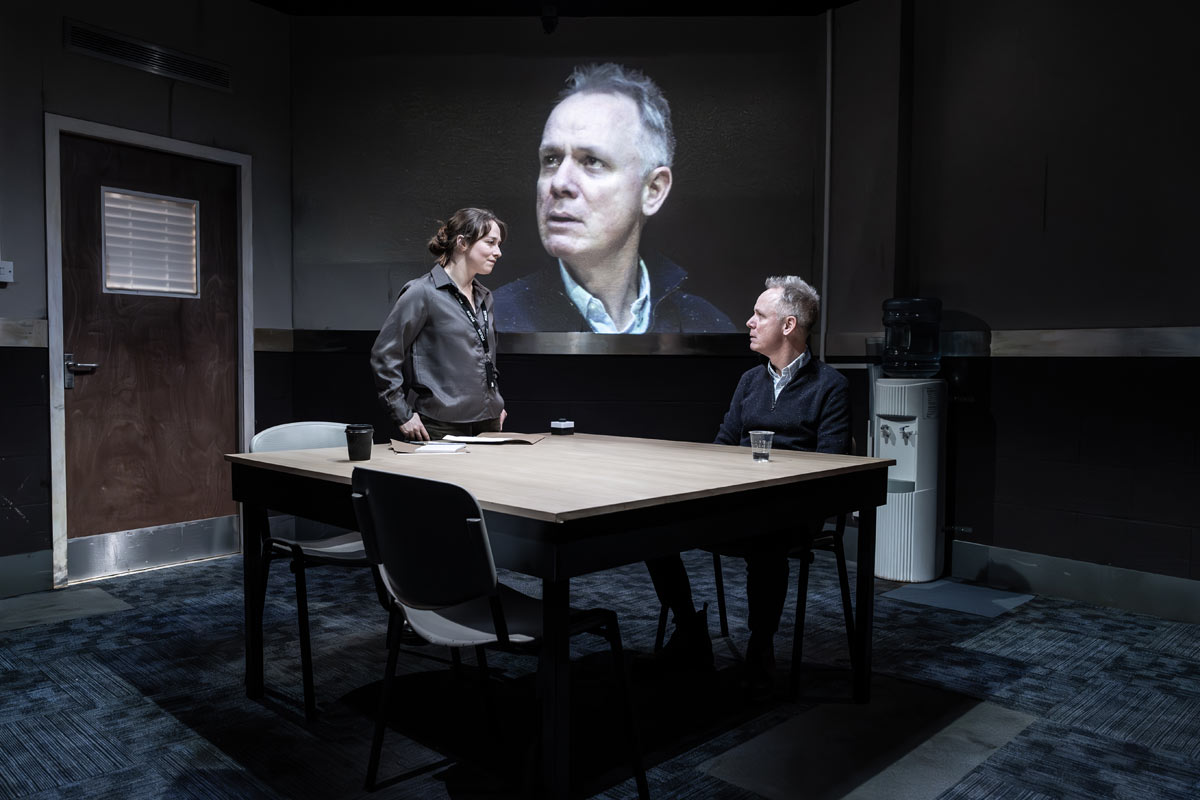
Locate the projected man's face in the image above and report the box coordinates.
[536,92,664,268]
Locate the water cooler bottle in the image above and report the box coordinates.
[873,297,945,582]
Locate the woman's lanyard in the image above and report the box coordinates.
[450,285,496,389]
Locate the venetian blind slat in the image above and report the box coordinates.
[102,189,199,297]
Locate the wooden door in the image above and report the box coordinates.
[60,133,238,542]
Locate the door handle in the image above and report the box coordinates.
[64,353,100,389]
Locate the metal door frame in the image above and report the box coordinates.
[44,113,254,587]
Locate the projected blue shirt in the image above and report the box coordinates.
[558,259,651,334]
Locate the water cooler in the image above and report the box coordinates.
[873,378,946,581]
[873,297,946,583]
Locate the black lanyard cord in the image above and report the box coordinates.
[449,285,496,388]
[450,286,490,355]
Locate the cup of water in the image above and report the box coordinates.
[750,430,774,462]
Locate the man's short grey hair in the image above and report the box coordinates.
[765,275,820,332]
[558,62,675,175]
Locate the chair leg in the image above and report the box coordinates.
[475,645,499,732]
[790,545,815,697]
[451,647,463,678]
[654,604,669,652]
[292,558,317,721]
[366,608,403,790]
[832,531,857,669]
[710,552,729,638]
[601,616,650,800]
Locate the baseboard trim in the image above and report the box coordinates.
[950,540,1200,624]
[840,529,1197,623]
[0,550,54,598]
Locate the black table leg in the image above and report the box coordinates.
[242,502,267,699]
[853,506,876,703]
[539,578,571,798]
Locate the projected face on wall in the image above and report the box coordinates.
[492,63,737,335]
[290,19,824,346]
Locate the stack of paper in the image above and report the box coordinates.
[388,439,467,454]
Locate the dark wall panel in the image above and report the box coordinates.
[945,356,1199,579]
[253,351,295,434]
[277,333,767,445]
[0,347,51,558]
[499,353,763,442]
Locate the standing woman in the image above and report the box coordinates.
[371,208,507,441]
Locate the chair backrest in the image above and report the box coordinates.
[251,421,347,453]
[351,468,499,611]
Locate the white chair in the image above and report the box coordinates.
[250,421,371,720]
[351,468,649,797]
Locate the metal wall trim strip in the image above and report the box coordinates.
[67,516,239,584]
[827,327,1200,358]
[262,327,1200,358]
[0,319,48,348]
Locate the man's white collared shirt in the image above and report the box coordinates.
[559,259,651,334]
[767,351,811,401]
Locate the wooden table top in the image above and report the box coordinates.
[226,432,893,524]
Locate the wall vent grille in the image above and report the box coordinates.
[64,19,232,92]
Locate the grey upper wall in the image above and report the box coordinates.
[288,0,1199,342]
[832,0,1199,340]
[4,0,1195,340]
[910,0,1197,332]
[0,0,293,330]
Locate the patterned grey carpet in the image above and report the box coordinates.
[1,548,1198,799]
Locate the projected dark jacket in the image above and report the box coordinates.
[490,253,737,333]
[714,355,850,455]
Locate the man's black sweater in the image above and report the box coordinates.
[713,355,850,455]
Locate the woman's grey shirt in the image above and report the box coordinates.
[370,265,504,426]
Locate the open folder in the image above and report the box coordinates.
[388,432,544,454]
[442,432,545,445]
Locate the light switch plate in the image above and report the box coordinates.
[0,261,12,282]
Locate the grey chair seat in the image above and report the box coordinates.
[267,531,367,564]
[401,584,541,647]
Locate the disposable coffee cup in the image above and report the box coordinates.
[345,424,374,461]
[749,430,774,462]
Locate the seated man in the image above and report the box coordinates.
[645,275,850,685]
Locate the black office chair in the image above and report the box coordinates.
[351,468,650,798]
[250,421,372,720]
[655,514,856,694]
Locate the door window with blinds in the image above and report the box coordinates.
[101,187,199,297]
